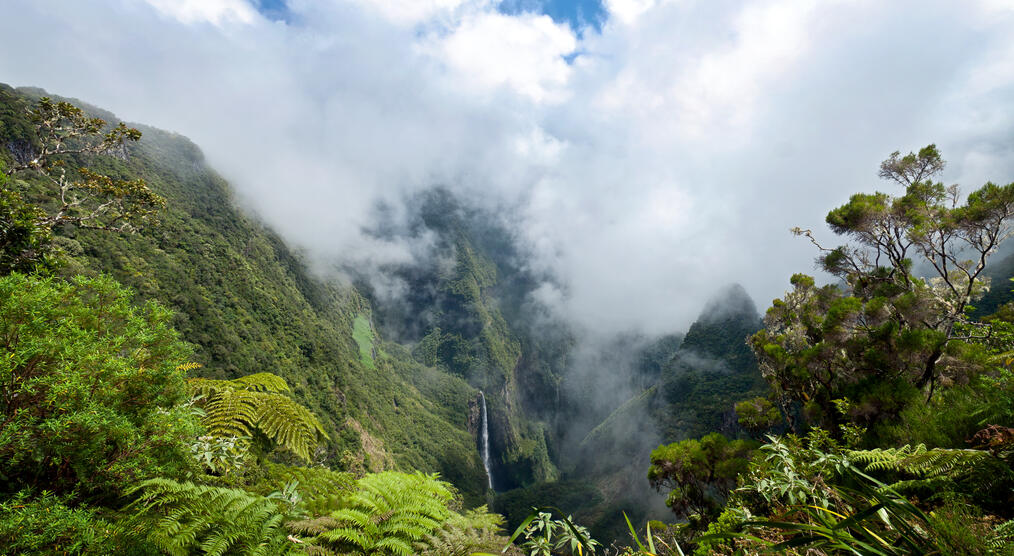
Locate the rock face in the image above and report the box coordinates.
[467,396,481,437]
[363,189,560,491]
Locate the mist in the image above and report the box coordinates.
[1,0,1014,335]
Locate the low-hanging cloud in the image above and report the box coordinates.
[1,0,1013,334]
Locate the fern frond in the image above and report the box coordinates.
[372,536,414,554]
[125,478,300,555]
[991,519,1014,549]
[253,392,328,462]
[849,445,988,477]
[305,471,457,554]
[415,506,509,556]
[848,445,1011,495]
[203,389,259,438]
[289,516,343,536]
[187,373,327,464]
[232,372,291,393]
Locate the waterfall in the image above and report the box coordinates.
[479,391,494,490]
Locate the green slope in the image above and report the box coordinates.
[0,84,488,504]
[361,189,561,491]
[653,283,766,443]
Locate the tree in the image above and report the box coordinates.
[0,98,164,271]
[750,146,1014,434]
[734,396,781,435]
[647,433,754,528]
[0,165,52,274]
[0,273,200,498]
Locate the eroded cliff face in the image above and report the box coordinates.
[359,189,564,492]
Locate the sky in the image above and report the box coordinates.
[1,0,1013,335]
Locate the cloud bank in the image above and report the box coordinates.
[1,0,1013,333]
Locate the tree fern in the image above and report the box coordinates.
[187,373,327,463]
[125,478,303,556]
[188,372,290,396]
[848,445,1010,494]
[249,463,355,516]
[850,444,985,474]
[290,471,457,555]
[415,506,513,556]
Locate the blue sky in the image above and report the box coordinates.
[498,0,606,32]
[253,0,606,31]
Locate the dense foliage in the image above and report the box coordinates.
[752,145,1014,435]
[0,83,489,502]
[642,147,1014,555]
[0,273,198,498]
[3,84,1012,555]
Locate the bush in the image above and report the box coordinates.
[0,491,129,555]
[0,273,200,499]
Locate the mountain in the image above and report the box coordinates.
[1,83,770,540]
[490,286,765,541]
[653,283,766,442]
[356,188,566,490]
[0,84,489,504]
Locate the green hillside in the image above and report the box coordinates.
[360,189,562,490]
[0,84,488,504]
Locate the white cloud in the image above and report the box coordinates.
[339,0,480,25]
[604,0,661,25]
[0,0,1012,334]
[425,12,577,103]
[142,0,257,25]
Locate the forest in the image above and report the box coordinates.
[2,83,1014,556]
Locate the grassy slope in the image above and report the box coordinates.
[0,84,487,505]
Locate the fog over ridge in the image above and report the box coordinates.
[1,0,1013,334]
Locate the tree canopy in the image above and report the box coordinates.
[751,146,1014,434]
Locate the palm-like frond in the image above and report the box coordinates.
[187,373,327,463]
[416,506,510,556]
[254,394,328,462]
[188,372,290,396]
[125,478,303,556]
[848,444,1010,494]
[295,471,458,555]
[850,444,985,475]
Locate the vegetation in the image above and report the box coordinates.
[0,83,489,501]
[0,273,198,498]
[644,146,1014,554]
[187,372,328,465]
[752,145,1014,435]
[3,83,1013,555]
[647,433,755,528]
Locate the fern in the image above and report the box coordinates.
[125,478,303,556]
[188,372,290,396]
[991,519,1014,551]
[187,373,328,463]
[850,444,985,474]
[415,506,511,556]
[290,471,456,555]
[848,445,1008,493]
[249,463,355,516]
